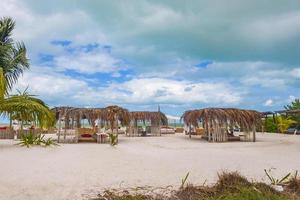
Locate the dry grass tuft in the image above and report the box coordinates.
[215,171,251,192]
[174,184,215,200]
[285,175,300,195]
[92,171,300,200]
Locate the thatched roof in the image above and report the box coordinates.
[102,105,130,127]
[52,106,170,128]
[51,106,76,119]
[130,111,168,125]
[182,108,262,129]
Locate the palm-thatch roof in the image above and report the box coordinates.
[182,108,262,130]
[52,106,75,119]
[52,106,170,130]
[102,105,130,128]
[51,107,105,128]
[130,111,168,125]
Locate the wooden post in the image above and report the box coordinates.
[58,113,61,143]
[9,113,12,129]
[208,121,211,142]
[252,126,256,142]
[116,115,119,143]
[159,118,161,136]
[189,124,191,138]
[204,117,208,140]
[63,115,67,141]
[71,117,74,129]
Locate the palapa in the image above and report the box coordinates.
[182,108,262,142]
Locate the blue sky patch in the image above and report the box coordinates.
[195,60,213,68]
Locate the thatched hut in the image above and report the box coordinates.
[52,106,105,143]
[182,108,262,142]
[101,105,130,134]
[128,111,168,136]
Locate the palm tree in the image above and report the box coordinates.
[0,17,54,130]
[0,89,55,129]
[285,99,300,123]
[0,17,29,95]
[276,115,296,133]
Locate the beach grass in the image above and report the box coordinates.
[95,172,300,200]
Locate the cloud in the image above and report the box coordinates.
[103,78,242,105]
[291,68,300,78]
[264,99,273,106]
[242,11,300,44]
[52,43,126,74]
[289,95,296,102]
[15,68,242,107]
[14,67,90,106]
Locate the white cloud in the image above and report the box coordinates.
[242,77,286,88]
[53,46,124,74]
[289,95,296,102]
[264,99,273,106]
[241,11,300,44]
[103,78,241,105]
[14,67,90,105]
[139,4,183,28]
[14,69,242,107]
[290,68,300,78]
[1,0,108,60]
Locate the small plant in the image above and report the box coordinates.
[109,133,118,146]
[17,132,37,148]
[181,172,190,188]
[42,138,58,146]
[264,168,291,186]
[17,131,58,147]
[35,134,45,145]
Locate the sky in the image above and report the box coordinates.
[1,0,300,117]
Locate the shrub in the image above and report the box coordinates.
[215,171,251,192]
[17,132,37,147]
[17,132,58,147]
[109,133,118,146]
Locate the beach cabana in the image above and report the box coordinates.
[182,108,262,142]
[101,105,130,134]
[52,107,104,143]
[128,111,168,136]
[99,105,130,144]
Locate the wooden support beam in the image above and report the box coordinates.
[252,126,256,142]
[58,113,61,143]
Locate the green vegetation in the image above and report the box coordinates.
[285,99,300,124]
[109,133,118,146]
[0,17,54,130]
[95,171,300,200]
[0,17,29,95]
[263,117,278,133]
[17,132,58,147]
[181,172,190,188]
[264,168,291,186]
[263,99,300,133]
[264,116,297,133]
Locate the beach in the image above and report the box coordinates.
[0,133,299,200]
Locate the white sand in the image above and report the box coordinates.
[0,133,299,200]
